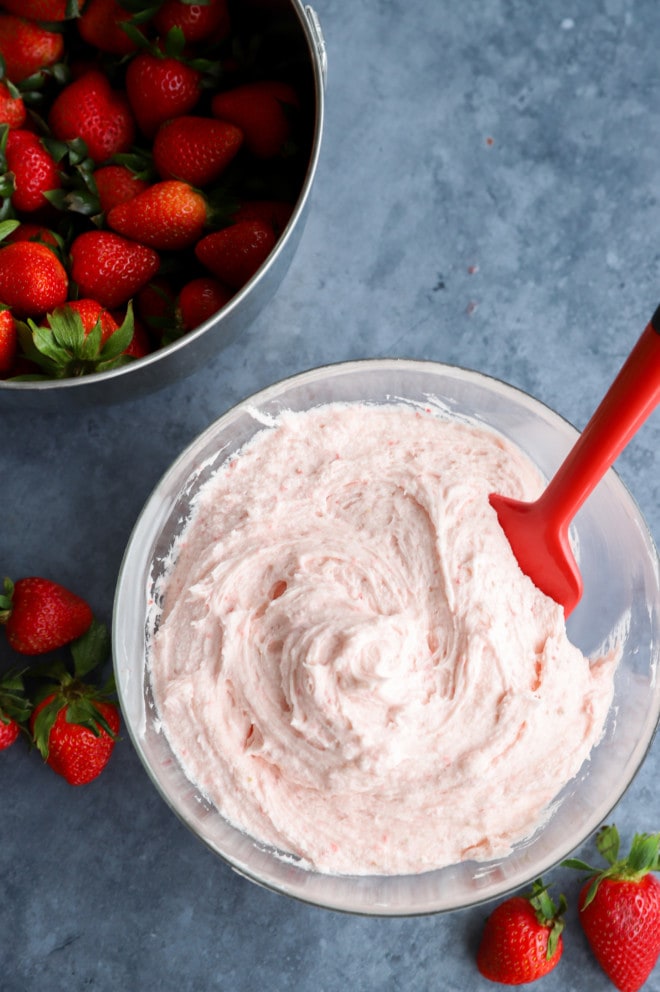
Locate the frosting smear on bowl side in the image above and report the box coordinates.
[148,402,617,876]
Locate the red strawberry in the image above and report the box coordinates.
[566,824,660,992]
[119,313,152,358]
[77,0,145,56]
[0,0,83,21]
[0,241,69,318]
[0,305,16,374]
[29,619,120,785]
[0,668,31,749]
[0,15,64,85]
[0,79,26,129]
[4,128,62,213]
[177,276,232,332]
[0,713,19,749]
[153,0,230,44]
[48,70,136,165]
[93,164,150,214]
[0,576,93,655]
[195,218,276,289]
[17,299,140,378]
[230,198,293,237]
[70,230,160,309]
[31,691,119,784]
[211,80,299,158]
[5,223,60,248]
[152,116,243,187]
[125,43,203,139]
[135,277,177,338]
[476,879,565,985]
[107,179,207,250]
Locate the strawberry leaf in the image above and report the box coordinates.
[70,619,110,679]
[97,301,135,361]
[31,695,63,759]
[0,219,19,243]
[0,668,31,724]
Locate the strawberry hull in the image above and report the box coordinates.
[0,0,326,410]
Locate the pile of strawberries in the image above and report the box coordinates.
[0,0,311,378]
[0,574,119,785]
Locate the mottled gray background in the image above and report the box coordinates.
[2,0,660,989]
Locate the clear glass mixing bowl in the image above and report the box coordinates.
[113,359,660,915]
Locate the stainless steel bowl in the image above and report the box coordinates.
[0,2,326,411]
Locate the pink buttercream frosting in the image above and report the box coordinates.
[148,403,617,875]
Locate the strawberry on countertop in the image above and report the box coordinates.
[565,824,660,992]
[0,668,31,750]
[0,576,93,655]
[29,620,120,785]
[476,878,566,985]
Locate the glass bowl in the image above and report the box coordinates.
[112,359,660,915]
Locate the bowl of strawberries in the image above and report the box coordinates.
[0,0,326,407]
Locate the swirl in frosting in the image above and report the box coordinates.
[148,403,616,875]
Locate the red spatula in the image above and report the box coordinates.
[489,305,660,616]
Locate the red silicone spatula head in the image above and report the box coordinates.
[490,305,660,616]
[488,493,583,614]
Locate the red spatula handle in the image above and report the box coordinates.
[538,305,660,530]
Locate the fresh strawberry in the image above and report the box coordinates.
[565,824,660,992]
[0,668,31,749]
[29,620,120,785]
[3,128,62,213]
[17,299,138,377]
[31,690,119,783]
[0,576,93,655]
[0,15,64,85]
[476,878,565,985]
[0,241,68,318]
[125,35,204,139]
[195,218,276,289]
[119,312,152,357]
[152,115,243,187]
[69,229,160,309]
[4,222,60,248]
[177,275,232,333]
[230,198,293,237]
[107,179,207,250]
[77,0,145,56]
[92,164,150,214]
[0,0,83,21]
[0,711,19,748]
[135,276,177,338]
[153,0,230,44]
[0,79,26,129]
[48,70,136,165]
[211,80,299,158]
[0,304,16,374]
